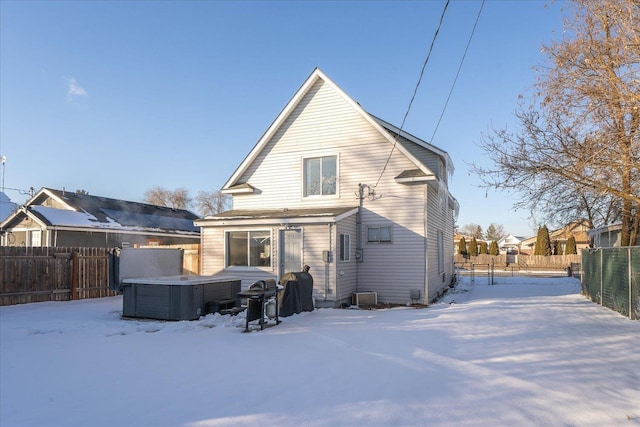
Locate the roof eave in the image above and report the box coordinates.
[221,185,256,195]
[46,225,200,237]
[195,207,358,227]
[394,175,436,184]
[372,116,455,176]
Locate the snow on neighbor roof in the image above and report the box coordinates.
[30,206,101,227]
[23,188,200,234]
[0,191,18,223]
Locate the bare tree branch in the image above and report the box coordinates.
[472,0,639,245]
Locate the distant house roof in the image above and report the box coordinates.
[498,234,525,246]
[520,220,591,247]
[0,191,18,224]
[1,188,199,235]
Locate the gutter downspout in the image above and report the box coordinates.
[325,223,332,301]
[355,184,365,294]
[424,184,429,304]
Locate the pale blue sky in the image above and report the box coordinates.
[0,0,567,237]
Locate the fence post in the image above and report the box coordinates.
[71,250,79,300]
[600,249,603,306]
[629,247,632,320]
[493,263,495,285]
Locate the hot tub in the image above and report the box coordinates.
[121,275,241,321]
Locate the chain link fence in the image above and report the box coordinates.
[581,247,639,320]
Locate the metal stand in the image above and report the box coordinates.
[238,288,280,332]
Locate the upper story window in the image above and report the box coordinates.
[304,155,337,197]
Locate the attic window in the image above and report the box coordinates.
[303,155,337,197]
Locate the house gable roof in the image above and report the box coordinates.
[372,116,454,179]
[222,68,452,192]
[1,188,199,234]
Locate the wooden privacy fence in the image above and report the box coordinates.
[0,247,117,306]
[454,254,580,270]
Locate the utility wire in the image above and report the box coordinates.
[374,0,450,190]
[431,0,485,143]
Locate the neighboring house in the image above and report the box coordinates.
[588,223,640,248]
[0,191,18,224]
[497,234,527,255]
[195,68,458,307]
[0,188,200,247]
[520,220,591,254]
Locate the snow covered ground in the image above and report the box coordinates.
[1,276,638,427]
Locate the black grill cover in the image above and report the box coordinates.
[278,271,314,317]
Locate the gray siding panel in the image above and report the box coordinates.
[355,183,427,305]
[336,215,357,303]
[425,184,455,302]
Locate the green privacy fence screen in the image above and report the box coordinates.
[581,247,640,320]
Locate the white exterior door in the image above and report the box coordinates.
[279,228,302,277]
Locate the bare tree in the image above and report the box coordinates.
[143,186,192,210]
[195,189,230,217]
[472,0,639,245]
[458,223,483,238]
[485,223,505,241]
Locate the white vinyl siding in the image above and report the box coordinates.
[201,73,455,305]
[232,80,388,211]
[397,135,447,184]
[357,184,427,304]
[437,230,444,275]
[336,216,357,303]
[425,184,455,302]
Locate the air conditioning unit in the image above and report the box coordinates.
[352,291,377,307]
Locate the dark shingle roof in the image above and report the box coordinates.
[44,188,199,233]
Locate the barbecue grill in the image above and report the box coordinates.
[238,280,281,332]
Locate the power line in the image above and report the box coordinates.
[431,0,485,143]
[374,0,451,189]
